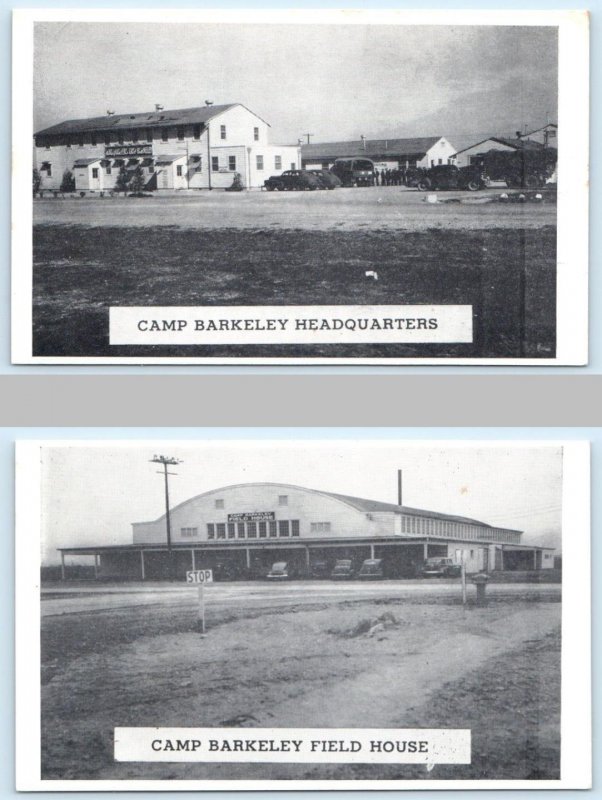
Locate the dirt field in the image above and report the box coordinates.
[41,585,561,781]
[32,204,556,358]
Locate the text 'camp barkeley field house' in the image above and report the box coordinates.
[58,480,555,580]
[34,103,301,192]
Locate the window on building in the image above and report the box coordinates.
[193,124,201,140]
[78,136,84,147]
[207,523,215,540]
[278,520,290,537]
[227,523,236,539]
[132,129,139,142]
[161,128,169,142]
[228,155,236,171]
[278,495,288,506]
[259,521,267,538]
[290,162,296,170]
[430,159,434,167]
[92,168,99,179]
[220,124,226,140]
[247,522,257,538]
[215,499,224,509]
[253,127,259,141]
[42,163,52,177]
[91,134,97,146]
[104,133,111,146]
[212,156,219,172]
[177,127,185,141]
[181,527,198,538]
[237,522,245,538]
[275,155,282,170]
[118,132,125,145]
[269,520,277,538]
[147,164,154,174]
[216,523,226,539]
[438,158,442,165]
[291,520,300,537]
[176,165,183,177]
[146,129,153,142]
[310,522,331,533]
[256,155,264,171]
[66,139,71,149]
[105,166,111,175]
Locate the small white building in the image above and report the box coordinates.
[34,103,300,192]
[453,135,546,168]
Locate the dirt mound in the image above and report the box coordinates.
[332,611,403,638]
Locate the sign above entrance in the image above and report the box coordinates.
[105,144,152,157]
[228,511,275,523]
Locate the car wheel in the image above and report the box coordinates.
[466,179,481,191]
[524,174,539,189]
[327,185,336,190]
[417,180,431,191]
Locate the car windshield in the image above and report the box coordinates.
[271,562,287,571]
[354,160,374,171]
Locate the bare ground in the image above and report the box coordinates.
[41,596,560,781]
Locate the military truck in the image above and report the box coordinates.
[473,148,557,189]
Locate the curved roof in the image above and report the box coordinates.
[139,481,520,533]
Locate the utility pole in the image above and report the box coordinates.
[150,455,182,580]
[303,133,314,144]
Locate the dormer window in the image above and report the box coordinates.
[215,499,224,509]
[220,124,226,140]
[278,495,288,506]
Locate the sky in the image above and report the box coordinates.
[39,442,563,563]
[34,22,558,145]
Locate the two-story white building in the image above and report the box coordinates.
[57,481,554,580]
[34,103,301,192]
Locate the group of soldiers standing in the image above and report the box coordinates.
[373,167,408,186]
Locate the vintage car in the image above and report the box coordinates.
[418,557,462,578]
[417,164,486,192]
[357,558,384,580]
[310,559,331,578]
[264,170,321,191]
[330,559,355,580]
[330,158,375,187]
[307,169,342,189]
[267,561,289,580]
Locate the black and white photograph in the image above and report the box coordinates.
[15,439,590,789]
[12,9,588,364]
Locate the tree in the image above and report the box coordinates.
[60,169,76,193]
[115,165,130,193]
[32,168,41,196]
[129,165,146,194]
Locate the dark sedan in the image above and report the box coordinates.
[264,170,321,191]
[308,170,342,190]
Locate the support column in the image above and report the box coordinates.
[500,547,504,571]
[245,548,251,569]
[191,549,196,571]
[423,542,428,559]
[305,547,311,571]
[140,550,146,581]
[94,554,99,579]
[369,544,375,559]
[60,552,66,581]
[533,550,537,570]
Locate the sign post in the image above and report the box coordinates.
[186,569,213,633]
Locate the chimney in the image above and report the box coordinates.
[397,470,403,506]
[106,110,115,116]
[155,104,164,111]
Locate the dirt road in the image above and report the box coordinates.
[33,186,556,232]
[41,586,560,781]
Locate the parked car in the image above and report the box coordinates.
[358,558,384,580]
[417,164,486,192]
[418,557,462,578]
[307,169,342,190]
[330,158,375,187]
[330,559,354,579]
[264,170,321,191]
[267,561,289,580]
[310,559,330,578]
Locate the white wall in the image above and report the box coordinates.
[420,137,457,168]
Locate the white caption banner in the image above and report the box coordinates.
[109,305,473,345]
[114,727,471,764]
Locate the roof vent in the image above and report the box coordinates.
[106,110,115,116]
[155,104,164,111]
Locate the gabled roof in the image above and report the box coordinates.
[454,136,545,156]
[35,103,269,137]
[301,136,443,161]
[137,481,521,534]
